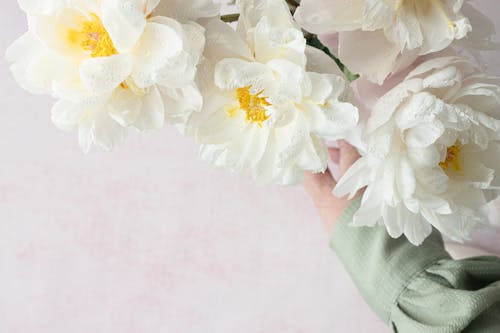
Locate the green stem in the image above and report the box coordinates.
[221,13,240,23]
[305,34,359,82]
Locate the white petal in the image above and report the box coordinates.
[17,0,65,14]
[406,56,464,80]
[131,20,183,88]
[366,78,422,134]
[107,88,142,126]
[238,0,294,32]
[229,124,269,173]
[407,146,440,168]
[294,0,363,33]
[251,16,306,66]
[34,8,88,58]
[339,29,401,84]
[304,45,343,76]
[214,59,275,92]
[385,4,423,50]
[101,0,146,52]
[6,32,58,94]
[80,54,132,93]
[313,74,359,138]
[307,72,334,103]
[160,84,202,123]
[266,59,306,102]
[479,142,500,187]
[351,184,383,227]
[144,0,160,15]
[252,129,279,184]
[6,31,41,63]
[202,18,253,64]
[297,134,328,173]
[362,0,393,31]
[462,160,494,190]
[396,155,416,199]
[402,211,432,246]
[152,0,220,21]
[78,106,126,153]
[333,157,372,199]
[422,66,462,89]
[196,108,246,145]
[133,86,165,130]
[382,203,404,239]
[416,0,470,54]
[404,122,445,148]
[453,81,500,118]
[276,115,308,169]
[51,99,84,131]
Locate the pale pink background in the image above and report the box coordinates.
[0,1,498,332]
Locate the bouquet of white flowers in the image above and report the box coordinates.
[7,0,500,245]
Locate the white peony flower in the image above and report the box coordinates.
[295,0,478,84]
[333,56,500,245]
[6,0,218,152]
[186,0,359,185]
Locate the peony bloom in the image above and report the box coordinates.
[333,56,500,245]
[186,0,359,185]
[295,0,478,84]
[6,0,218,152]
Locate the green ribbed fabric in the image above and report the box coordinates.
[330,198,500,333]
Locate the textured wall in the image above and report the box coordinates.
[0,1,498,332]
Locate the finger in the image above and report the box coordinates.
[303,169,337,203]
[328,147,340,164]
[304,169,349,234]
[338,140,361,175]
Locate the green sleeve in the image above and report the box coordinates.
[330,198,500,333]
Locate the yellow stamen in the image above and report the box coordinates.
[120,78,146,96]
[231,86,271,127]
[439,142,462,171]
[68,13,118,58]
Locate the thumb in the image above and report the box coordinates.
[338,140,361,176]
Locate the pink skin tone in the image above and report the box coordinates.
[303,140,362,233]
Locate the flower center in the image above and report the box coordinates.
[68,13,118,58]
[439,142,462,171]
[231,86,271,127]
